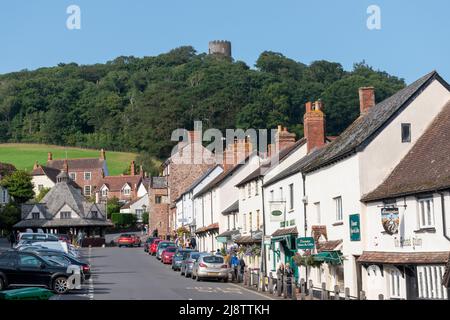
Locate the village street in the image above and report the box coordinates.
[54,246,272,300]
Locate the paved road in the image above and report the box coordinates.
[58,246,271,300]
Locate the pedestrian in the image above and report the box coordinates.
[277,263,285,294]
[190,237,196,250]
[216,249,222,255]
[285,263,293,297]
[9,231,16,248]
[231,254,239,282]
[239,255,246,283]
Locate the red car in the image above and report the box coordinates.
[161,247,177,264]
[149,239,162,255]
[117,234,142,247]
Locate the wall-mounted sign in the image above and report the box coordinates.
[349,214,361,241]
[381,207,399,235]
[269,201,285,222]
[216,237,228,243]
[296,237,315,250]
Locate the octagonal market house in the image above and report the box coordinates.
[14,163,113,247]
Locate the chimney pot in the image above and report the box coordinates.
[130,161,136,176]
[47,152,53,161]
[359,87,375,115]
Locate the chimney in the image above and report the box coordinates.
[130,161,136,176]
[63,159,69,173]
[140,165,144,177]
[275,125,296,153]
[100,149,106,160]
[95,191,100,204]
[304,100,326,154]
[223,138,252,170]
[48,152,53,161]
[33,161,39,170]
[359,87,375,115]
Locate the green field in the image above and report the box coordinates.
[0,144,137,176]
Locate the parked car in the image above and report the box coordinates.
[143,237,159,253]
[149,239,162,256]
[172,249,196,271]
[27,249,91,281]
[117,234,142,247]
[156,241,177,260]
[161,247,177,264]
[18,233,59,242]
[57,234,71,244]
[0,250,78,294]
[180,251,201,277]
[192,254,229,282]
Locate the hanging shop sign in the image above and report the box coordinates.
[269,201,285,222]
[216,237,228,243]
[296,237,315,250]
[381,207,399,235]
[349,214,361,241]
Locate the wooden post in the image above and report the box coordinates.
[334,285,340,300]
[269,272,273,294]
[360,290,366,300]
[321,282,328,300]
[345,287,350,300]
[378,294,384,300]
[291,277,297,300]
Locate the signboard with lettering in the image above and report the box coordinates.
[296,237,315,250]
[216,237,228,243]
[269,201,285,222]
[349,214,361,241]
[381,207,399,235]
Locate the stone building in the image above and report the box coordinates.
[148,176,169,238]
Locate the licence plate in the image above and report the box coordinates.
[207,272,219,276]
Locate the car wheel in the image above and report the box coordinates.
[181,270,185,276]
[53,276,69,294]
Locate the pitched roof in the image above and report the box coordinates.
[121,196,145,209]
[263,71,449,187]
[362,100,450,202]
[31,165,61,183]
[271,227,298,237]
[358,251,450,265]
[14,219,113,228]
[100,175,142,192]
[175,166,221,202]
[222,200,239,215]
[47,158,105,171]
[317,240,343,252]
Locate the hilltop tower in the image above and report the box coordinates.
[208,40,232,58]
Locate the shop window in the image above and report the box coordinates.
[418,197,435,229]
[417,265,448,300]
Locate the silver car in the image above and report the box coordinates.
[180,251,201,277]
[192,254,229,282]
[155,241,176,260]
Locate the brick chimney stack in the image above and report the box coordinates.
[63,159,69,173]
[223,138,252,170]
[140,165,144,177]
[100,148,106,160]
[130,161,136,176]
[304,100,326,154]
[359,87,375,115]
[48,152,53,161]
[275,125,296,153]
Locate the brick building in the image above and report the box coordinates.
[148,176,169,238]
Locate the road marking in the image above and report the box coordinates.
[229,283,275,300]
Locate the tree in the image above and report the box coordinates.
[106,196,121,219]
[0,170,34,204]
[142,212,149,225]
[35,187,51,202]
[0,203,21,231]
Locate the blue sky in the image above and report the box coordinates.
[0,0,449,83]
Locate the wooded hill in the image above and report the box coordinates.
[0,47,405,164]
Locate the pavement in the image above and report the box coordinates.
[56,246,272,300]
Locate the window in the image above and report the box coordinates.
[255,180,259,196]
[84,172,92,181]
[243,213,247,232]
[1,189,8,203]
[122,186,131,195]
[61,211,71,219]
[334,197,343,222]
[155,196,162,204]
[32,212,40,220]
[417,265,448,300]
[91,211,98,219]
[248,183,252,198]
[314,202,321,224]
[69,172,76,181]
[256,210,260,230]
[18,254,41,268]
[389,268,402,299]
[418,197,435,228]
[288,184,294,210]
[401,123,411,143]
[249,212,253,232]
[101,188,108,197]
[84,185,91,197]
[38,185,44,191]
[135,209,143,222]
[335,265,345,292]
[227,215,230,230]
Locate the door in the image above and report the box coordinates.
[17,253,50,286]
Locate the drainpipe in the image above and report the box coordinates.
[260,176,268,277]
[440,191,450,242]
[302,173,309,289]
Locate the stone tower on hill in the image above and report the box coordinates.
[208,40,232,58]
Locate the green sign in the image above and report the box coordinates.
[349,214,361,241]
[216,237,228,243]
[272,210,283,217]
[296,237,315,250]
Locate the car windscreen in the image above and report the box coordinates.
[203,256,224,264]
[159,242,175,249]
[120,234,131,238]
[165,247,177,253]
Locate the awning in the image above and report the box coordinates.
[271,235,296,251]
[313,251,344,265]
[216,230,240,243]
[358,251,450,265]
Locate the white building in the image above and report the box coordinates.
[30,164,60,195]
[119,195,150,223]
[261,71,450,298]
[359,99,450,300]
[0,185,9,206]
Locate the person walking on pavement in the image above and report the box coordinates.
[285,263,293,297]
[239,255,246,283]
[231,254,239,282]
[277,263,285,295]
[9,231,16,248]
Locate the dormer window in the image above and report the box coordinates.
[122,185,131,196]
[69,172,76,181]
[101,188,108,197]
[61,211,71,219]
[91,211,98,219]
[32,212,40,220]
[401,123,411,143]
